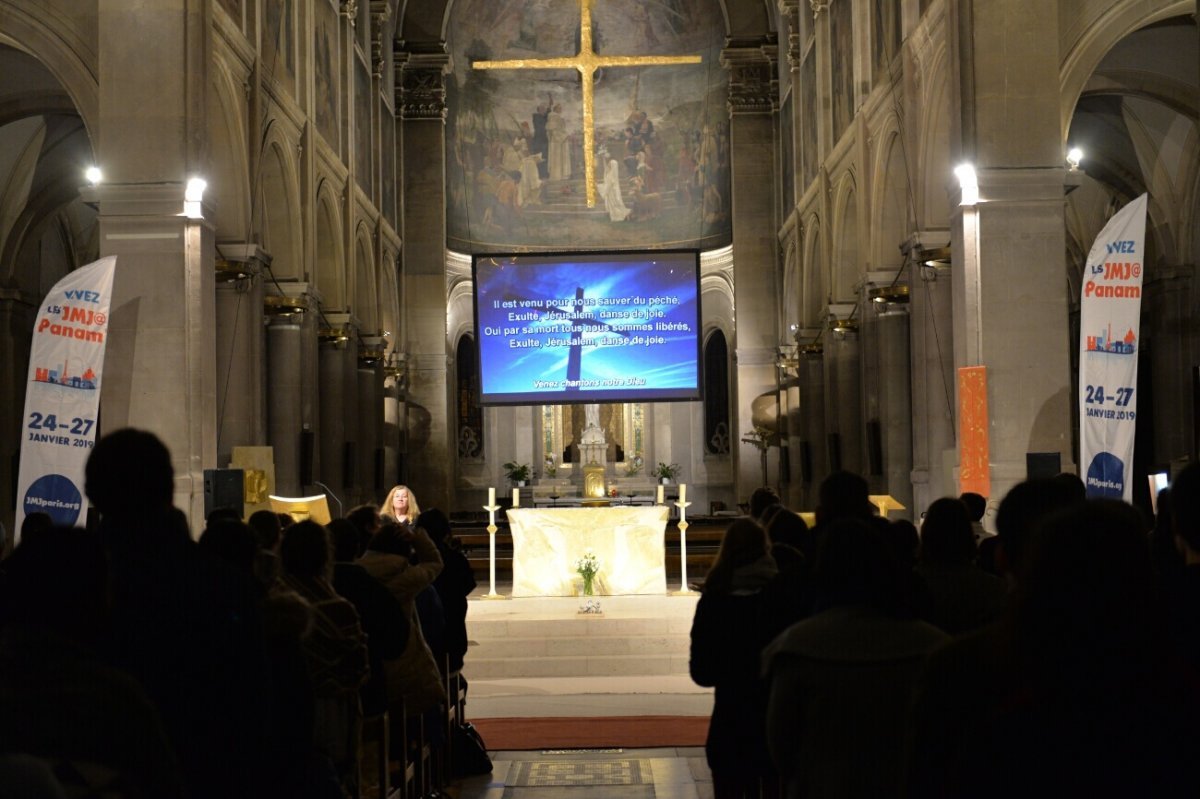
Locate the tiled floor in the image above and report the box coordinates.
[456,747,713,799]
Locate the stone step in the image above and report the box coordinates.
[470,634,687,659]
[463,594,699,680]
[463,652,690,679]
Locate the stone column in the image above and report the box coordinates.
[878,307,914,519]
[358,334,387,502]
[0,291,36,535]
[948,0,1073,499]
[398,47,452,510]
[266,316,304,497]
[214,244,268,468]
[341,333,361,501]
[93,0,216,531]
[785,380,803,509]
[1144,265,1196,463]
[317,314,353,505]
[722,40,779,503]
[908,234,956,517]
[780,0,802,211]
[799,341,828,509]
[823,304,863,474]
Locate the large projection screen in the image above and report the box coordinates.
[472,250,702,406]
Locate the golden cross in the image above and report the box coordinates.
[472,0,701,207]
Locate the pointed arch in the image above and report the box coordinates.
[314,180,346,308]
[257,128,303,278]
[830,172,859,299]
[353,223,377,331]
[209,55,251,241]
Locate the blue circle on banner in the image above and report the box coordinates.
[1085,452,1125,498]
[23,474,84,526]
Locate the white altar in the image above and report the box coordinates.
[506,506,669,597]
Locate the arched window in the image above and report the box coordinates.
[704,330,730,455]
[457,335,483,460]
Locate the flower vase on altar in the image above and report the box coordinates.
[582,573,595,596]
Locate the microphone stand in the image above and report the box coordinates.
[313,481,343,519]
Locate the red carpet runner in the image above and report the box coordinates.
[470,715,710,751]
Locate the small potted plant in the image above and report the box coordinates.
[654,461,681,484]
[624,454,644,477]
[543,454,557,478]
[503,461,531,486]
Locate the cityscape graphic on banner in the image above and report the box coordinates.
[1085,322,1137,355]
[33,361,98,390]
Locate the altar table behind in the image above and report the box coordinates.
[506,506,669,597]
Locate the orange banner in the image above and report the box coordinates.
[958,365,990,497]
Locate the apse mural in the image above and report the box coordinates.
[445,0,730,252]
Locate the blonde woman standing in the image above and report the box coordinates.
[380,485,420,526]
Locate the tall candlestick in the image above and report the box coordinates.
[512,487,520,507]
[678,483,686,504]
[656,485,664,505]
[488,486,495,507]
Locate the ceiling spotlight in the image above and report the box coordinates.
[1066,147,1083,171]
[85,166,102,185]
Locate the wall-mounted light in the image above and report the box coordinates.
[1066,147,1083,171]
[264,294,308,316]
[868,284,910,306]
[85,166,102,186]
[954,163,978,205]
[184,176,207,219]
[215,256,252,283]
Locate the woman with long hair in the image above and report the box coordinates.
[380,485,420,525]
[689,518,780,798]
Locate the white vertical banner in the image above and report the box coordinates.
[1079,194,1147,502]
[15,256,117,533]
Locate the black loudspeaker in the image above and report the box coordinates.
[204,468,244,518]
[866,419,884,476]
[374,447,385,491]
[299,429,314,487]
[1026,452,1062,480]
[343,441,356,488]
[799,441,813,484]
[827,432,842,473]
[1192,366,1199,461]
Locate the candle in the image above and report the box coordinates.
[512,487,520,507]
[679,483,687,504]
[488,486,495,507]
[656,484,664,505]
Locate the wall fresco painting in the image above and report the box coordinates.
[263,0,295,97]
[445,0,731,252]
[314,0,340,155]
[830,0,853,145]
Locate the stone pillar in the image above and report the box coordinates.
[357,334,386,503]
[799,342,828,509]
[398,48,452,510]
[341,334,361,501]
[823,304,863,475]
[0,291,36,535]
[908,234,956,517]
[948,0,1073,500]
[1144,265,1196,463]
[878,307,914,519]
[318,314,353,505]
[780,0,802,211]
[722,40,779,503]
[214,244,268,468]
[266,316,304,497]
[785,381,803,509]
[94,0,215,530]
[356,365,378,504]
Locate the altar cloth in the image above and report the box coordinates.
[506,506,669,597]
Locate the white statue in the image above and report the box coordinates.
[584,403,601,430]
